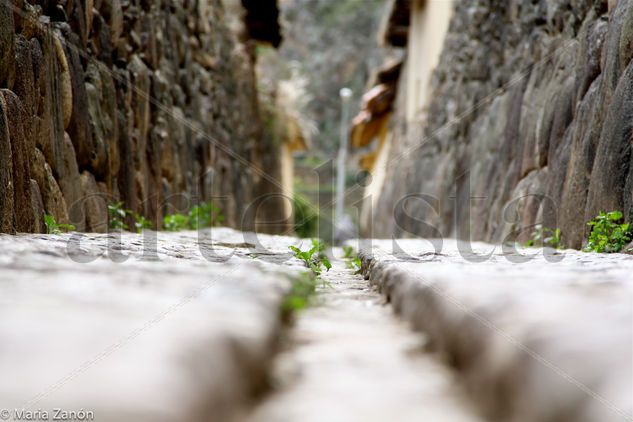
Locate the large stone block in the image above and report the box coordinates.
[0,1,15,88]
[0,94,15,233]
[29,179,45,232]
[129,54,151,149]
[585,60,633,220]
[35,30,66,178]
[100,0,123,45]
[98,66,120,180]
[0,90,36,233]
[12,35,37,119]
[80,170,108,232]
[59,132,86,231]
[64,34,107,177]
[31,148,70,225]
[54,34,73,131]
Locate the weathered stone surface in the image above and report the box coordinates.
[85,62,119,189]
[0,90,36,233]
[0,95,15,233]
[18,2,41,40]
[372,1,633,249]
[80,170,108,233]
[59,133,86,231]
[0,1,15,87]
[359,240,633,422]
[12,35,37,118]
[30,179,45,233]
[54,34,73,131]
[0,229,303,422]
[35,30,66,179]
[585,59,633,221]
[129,54,151,212]
[31,148,70,225]
[64,36,102,176]
[102,0,123,45]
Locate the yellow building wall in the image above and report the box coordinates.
[406,0,455,123]
[360,133,392,234]
[361,0,454,234]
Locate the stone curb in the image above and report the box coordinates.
[359,245,633,422]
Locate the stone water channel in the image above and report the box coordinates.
[0,230,631,421]
[247,253,481,422]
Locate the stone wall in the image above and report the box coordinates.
[373,0,633,248]
[0,0,274,233]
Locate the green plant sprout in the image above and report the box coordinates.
[346,256,362,274]
[289,239,331,277]
[163,214,189,232]
[163,202,225,232]
[584,211,632,253]
[132,212,152,233]
[108,202,129,231]
[341,245,362,274]
[281,271,319,318]
[524,225,563,249]
[189,201,224,229]
[44,214,76,234]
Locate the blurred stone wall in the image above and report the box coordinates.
[0,0,269,233]
[373,0,633,248]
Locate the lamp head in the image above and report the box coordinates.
[339,87,353,99]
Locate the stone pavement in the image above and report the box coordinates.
[1,231,632,422]
[358,239,633,422]
[0,229,305,422]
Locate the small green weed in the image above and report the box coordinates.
[108,202,129,231]
[163,213,190,231]
[584,211,632,253]
[524,225,563,249]
[108,202,152,233]
[341,245,362,274]
[289,239,331,276]
[163,202,224,232]
[346,256,362,274]
[44,214,76,234]
[132,212,152,233]
[189,201,224,229]
[281,271,318,318]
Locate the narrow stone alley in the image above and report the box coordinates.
[1,0,633,421]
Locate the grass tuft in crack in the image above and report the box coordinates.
[584,211,632,253]
[289,239,331,276]
[44,214,76,234]
[524,225,563,249]
[281,271,319,319]
[342,245,362,274]
[346,256,362,274]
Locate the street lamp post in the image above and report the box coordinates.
[336,87,353,234]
